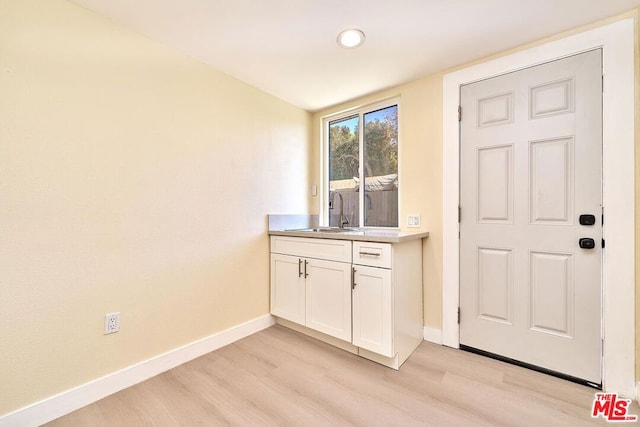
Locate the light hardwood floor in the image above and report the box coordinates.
[47,325,638,426]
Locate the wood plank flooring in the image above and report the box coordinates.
[47,325,638,426]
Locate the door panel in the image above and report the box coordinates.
[477,145,513,223]
[460,50,602,383]
[529,78,573,119]
[477,92,514,127]
[477,247,513,325]
[529,137,573,224]
[529,251,573,338]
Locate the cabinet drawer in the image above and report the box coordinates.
[352,241,392,268]
[270,236,352,263]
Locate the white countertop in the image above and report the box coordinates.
[268,228,429,243]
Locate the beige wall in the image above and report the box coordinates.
[312,10,640,379]
[311,78,444,329]
[0,0,311,415]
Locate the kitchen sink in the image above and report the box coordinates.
[286,227,361,233]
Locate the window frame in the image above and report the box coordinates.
[320,96,401,229]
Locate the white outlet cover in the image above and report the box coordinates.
[407,214,421,228]
[104,312,120,335]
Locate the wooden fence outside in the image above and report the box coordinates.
[328,189,398,228]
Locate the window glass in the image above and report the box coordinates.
[363,105,398,227]
[328,115,359,228]
[325,101,399,228]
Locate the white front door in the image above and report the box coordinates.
[459,50,602,384]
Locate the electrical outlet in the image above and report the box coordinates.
[407,214,421,228]
[104,312,120,335]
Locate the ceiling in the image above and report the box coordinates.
[69,0,640,111]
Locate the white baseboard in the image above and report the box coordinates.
[423,326,443,345]
[0,314,275,427]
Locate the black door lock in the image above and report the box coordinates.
[579,238,596,249]
[579,214,596,226]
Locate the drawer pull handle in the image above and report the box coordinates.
[298,258,303,277]
[304,260,309,278]
[359,251,381,257]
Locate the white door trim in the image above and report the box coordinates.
[442,19,635,396]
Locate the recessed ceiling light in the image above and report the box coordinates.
[337,29,365,49]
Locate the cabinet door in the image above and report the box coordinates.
[352,265,393,357]
[271,254,305,325]
[305,259,352,341]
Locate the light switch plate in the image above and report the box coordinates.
[407,214,421,228]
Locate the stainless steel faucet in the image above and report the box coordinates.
[330,191,349,229]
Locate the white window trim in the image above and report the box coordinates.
[442,19,635,396]
[320,97,401,228]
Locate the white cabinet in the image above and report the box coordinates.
[270,237,352,342]
[270,253,305,324]
[305,259,352,341]
[270,235,423,369]
[351,239,424,369]
[352,241,392,269]
[352,265,393,357]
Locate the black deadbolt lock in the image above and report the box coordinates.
[579,214,596,226]
[579,238,596,249]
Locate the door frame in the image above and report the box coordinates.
[442,19,635,396]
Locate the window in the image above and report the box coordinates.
[324,100,399,228]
